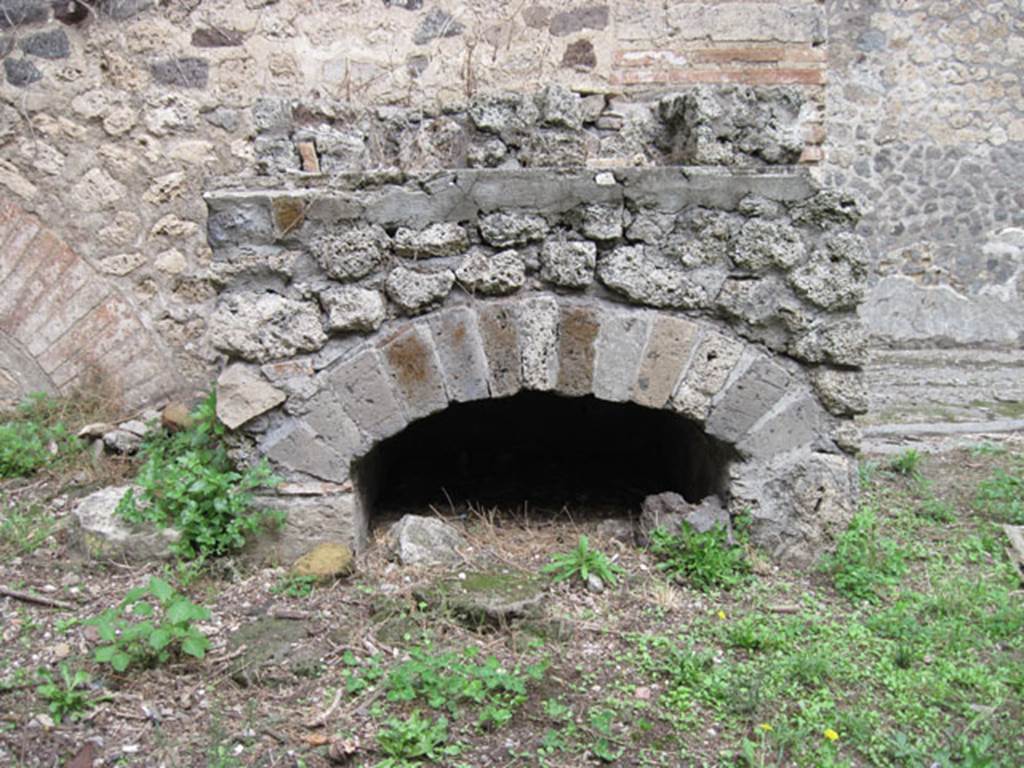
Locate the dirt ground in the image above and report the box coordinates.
[1,437,1022,768]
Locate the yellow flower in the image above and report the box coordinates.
[759,723,773,733]
[824,728,839,742]
[717,610,727,620]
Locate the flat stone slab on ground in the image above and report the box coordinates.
[416,569,547,629]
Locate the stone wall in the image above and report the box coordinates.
[204,158,865,564]
[0,0,1019,417]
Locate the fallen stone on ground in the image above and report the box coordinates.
[290,542,354,582]
[225,617,332,687]
[637,491,731,546]
[388,514,466,566]
[416,569,546,628]
[71,485,179,561]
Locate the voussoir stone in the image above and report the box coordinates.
[671,329,744,423]
[310,224,390,281]
[209,293,327,361]
[455,249,526,295]
[320,286,386,332]
[540,240,596,288]
[216,364,287,430]
[385,266,455,314]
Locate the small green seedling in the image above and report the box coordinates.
[542,535,624,587]
[36,665,101,723]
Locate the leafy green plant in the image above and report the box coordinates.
[272,574,318,598]
[820,508,907,602]
[116,391,282,560]
[384,643,547,728]
[648,523,750,592]
[542,535,624,587]
[89,576,211,672]
[0,394,82,479]
[35,665,101,723]
[0,495,56,558]
[974,467,1024,523]
[376,711,460,767]
[889,448,922,477]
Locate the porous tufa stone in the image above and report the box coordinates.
[290,542,354,582]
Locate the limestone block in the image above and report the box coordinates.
[598,245,723,309]
[706,355,791,442]
[310,223,390,281]
[394,222,469,258]
[455,249,526,296]
[427,306,490,403]
[261,419,349,484]
[216,364,287,429]
[71,486,179,562]
[321,286,386,333]
[385,266,455,315]
[540,240,596,288]
[517,295,560,391]
[789,319,868,366]
[811,368,868,416]
[247,492,364,563]
[592,310,650,403]
[388,515,466,566]
[209,293,327,362]
[556,303,600,397]
[320,349,407,441]
[475,302,522,397]
[633,315,700,409]
[736,391,830,459]
[479,212,549,248]
[789,233,869,310]
[732,219,806,271]
[381,323,449,421]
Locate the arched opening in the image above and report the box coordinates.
[354,391,736,527]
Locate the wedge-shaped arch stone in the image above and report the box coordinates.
[427,306,490,403]
[381,323,449,421]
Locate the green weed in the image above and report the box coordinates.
[648,523,750,592]
[89,576,211,672]
[542,535,624,587]
[0,495,56,559]
[973,465,1024,523]
[889,448,922,477]
[117,391,282,560]
[271,574,318,599]
[35,664,102,723]
[0,393,82,478]
[820,508,906,603]
[375,711,460,767]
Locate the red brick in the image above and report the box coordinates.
[0,217,40,286]
[1,231,78,334]
[799,146,825,164]
[803,122,827,145]
[21,261,106,356]
[36,295,122,375]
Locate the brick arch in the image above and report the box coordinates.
[257,296,843,558]
[0,196,181,408]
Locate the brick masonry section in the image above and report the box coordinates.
[0,195,181,407]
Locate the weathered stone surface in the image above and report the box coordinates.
[399,117,466,169]
[637,492,730,547]
[540,240,596,288]
[455,249,525,296]
[790,320,868,366]
[207,201,274,247]
[310,224,390,281]
[428,306,490,402]
[381,323,448,420]
[385,266,455,314]
[562,39,596,69]
[790,190,863,229]
[249,492,364,562]
[556,304,599,396]
[579,203,623,241]
[321,349,407,440]
[812,368,868,416]
[731,452,856,567]
[191,26,244,47]
[150,57,209,89]
[102,429,142,454]
[658,86,804,165]
[479,212,548,247]
[706,355,790,442]
[633,315,699,408]
[216,364,286,430]
[71,486,179,562]
[209,293,327,362]
[291,542,354,581]
[736,392,830,459]
[302,387,370,464]
[19,29,69,59]
[0,0,47,28]
[468,92,539,139]
[262,420,351,482]
[519,130,587,168]
[388,515,465,566]
[592,310,649,402]
[517,295,560,390]
[789,233,868,310]
[3,57,41,87]
[536,84,582,130]
[598,246,722,309]
[549,4,608,36]
[418,570,546,628]
[476,302,522,397]
[225,617,329,687]
[413,7,464,44]
[321,286,386,333]
[732,219,805,271]
[394,222,469,258]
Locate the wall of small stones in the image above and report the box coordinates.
[205,165,865,564]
